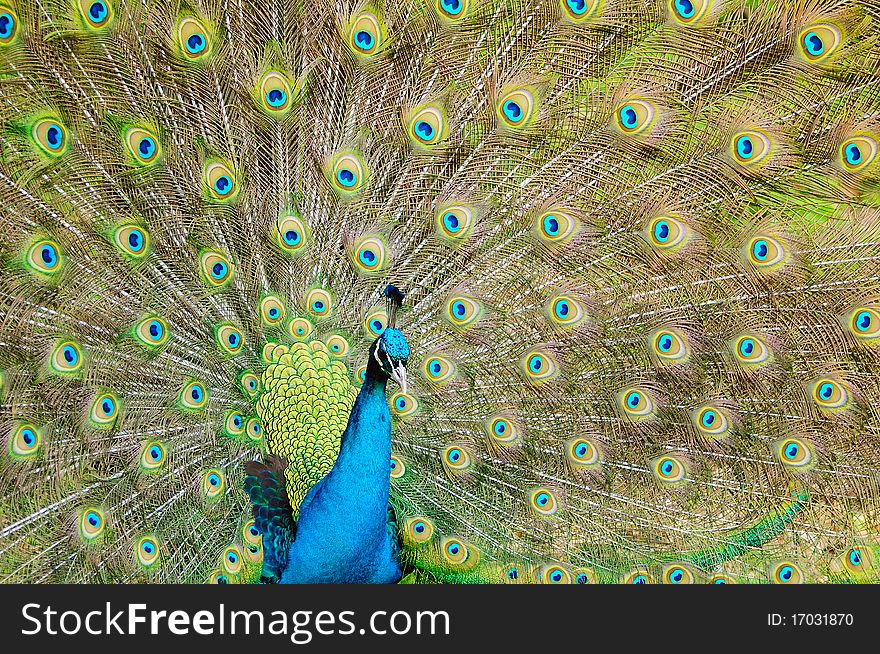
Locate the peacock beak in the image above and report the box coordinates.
[389,362,407,395]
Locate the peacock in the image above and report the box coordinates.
[1,0,880,586]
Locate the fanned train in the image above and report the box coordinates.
[2,0,880,584]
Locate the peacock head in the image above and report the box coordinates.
[371,328,410,394]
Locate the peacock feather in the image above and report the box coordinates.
[1,0,880,584]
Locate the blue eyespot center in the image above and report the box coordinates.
[620,105,638,128]
[354,30,374,50]
[148,321,162,339]
[87,512,100,527]
[443,212,460,232]
[785,443,799,459]
[150,446,162,460]
[633,575,647,584]
[503,100,523,122]
[266,88,287,107]
[551,571,562,582]
[701,410,716,427]
[360,249,376,264]
[41,244,58,266]
[508,568,518,580]
[415,121,434,140]
[846,143,862,165]
[284,229,300,244]
[0,13,14,39]
[449,449,461,462]
[753,240,768,260]
[856,311,872,331]
[214,176,232,194]
[529,355,542,372]
[22,429,35,446]
[653,220,669,241]
[780,566,793,581]
[414,522,425,533]
[89,2,107,22]
[627,392,641,408]
[737,136,753,158]
[336,169,356,187]
[819,383,834,400]
[143,542,154,554]
[46,125,63,149]
[209,474,219,486]
[441,0,463,14]
[739,339,755,357]
[543,215,559,235]
[138,137,155,158]
[187,34,205,53]
[675,0,695,19]
[62,346,78,365]
[555,301,569,318]
[804,32,823,55]
[536,493,549,506]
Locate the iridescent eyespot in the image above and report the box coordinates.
[442,445,472,472]
[79,507,106,541]
[209,571,229,585]
[178,16,211,59]
[409,106,446,147]
[617,387,656,421]
[808,377,849,411]
[325,334,350,357]
[488,417,520,446]
[200,251,233,287]
[798,24,841,63]
[566,437,602,468]
[289,317,313,341]
[179,381,208,411]
[546,295,585,328]
[502,565,522,584]
[135,316,168,348]
[78,0,112,29]
[50,340,83,375]
[520,349,558,383]
[663,564,694,584]
[391,393,418,417]
[355,365,367,385]
[202,468,226,499]
[436,0,469,20]
[622,570,652,584]
[352,235,387,273]
[140,441,167,471]
[541,564,572,584]
[9,423,41,459]
[89,391,119,427]
[328,153,367,194]
[436,205,474,243]
[646,215,688,252]
[653,455,687,484]
[669,0,711,24]
[387,454,407,479]
[240,372,260,398]
[441,537,474,566]
[771,561,803,584]
[731,130,771,167]
[841,547,872,575]
[246,418,262,443]
[363,309,388,337]
[731,334,772,367]
[0,8,18,45]
[497,88,536,129]
[225,411,246,436]
[840,136,877,172]
[529,488,559,516]
[31,119,68,157]
[614,99,656,136]
[774,437,814,469]
[405,517,434,543]
[215,324,244,356]
[137,536,161,568]
[561,0,600,21]
[573,568,595,584]
[205,162,238,201]
[536,210,577,243]
[445,296,482,328]
[649,328,689,364]
[113,224,150,259]
[423,355,454,384]
[306,289,333,319]
[277,215,308,254]
[745,235,786,270]
[243,520,261,546]
[258,72,293,114]
[847,307,880,341]
[26,239,62,275]
[349,12,383,56]
[691,404,731,439]
[709,574,735,584]
[124,127,160,165]
[259,295,286,327]
[221,546,242,574]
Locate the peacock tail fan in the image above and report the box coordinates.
[1,0,880,584]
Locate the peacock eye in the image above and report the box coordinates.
[497,88,536,129]
[662,564,694,584]
[774,437,813,469]
[488,417,519,446]
[745,235,786,270]
[10,423,41,458]
[79,507,106,541]
[306,289,333,318]
[205,162,238,201]
[669,0,711,25]
[352,235,387,274]
[529,488,559,516]
[771,561,803,584]
[731,130,771,167]
[617,387,656,421]
[541,564,571,584]
[561,0,600,21]
[440,537,472,565]
[692,405,731,439]
[50,340,83,375]
[179,381,208,410]
[614,99,656,136]
[547,295,585,328]
[79,0,112,28]
[409,106,446,146]
[405,517,434,543]
[436,0,469,20]
[536,210,577,243]
[442,445,472,472]
[328,153,367,194]
[178,17,211,59]
[445,296,482,328]
[650,327,689,364]
[646,215,688,253]
[391,393,418,417]
[423,355,454,383]
[202,469,226,499]
[839,136,877,172]
[520,349,558,383]
[798,24,841,63]
[809,377,849,411]
[730,334,772,367]
[436,206,474,242]
[652,455,687,484]
[200,251,233,286]
[26,239,63,275]
[349,12,383,56]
